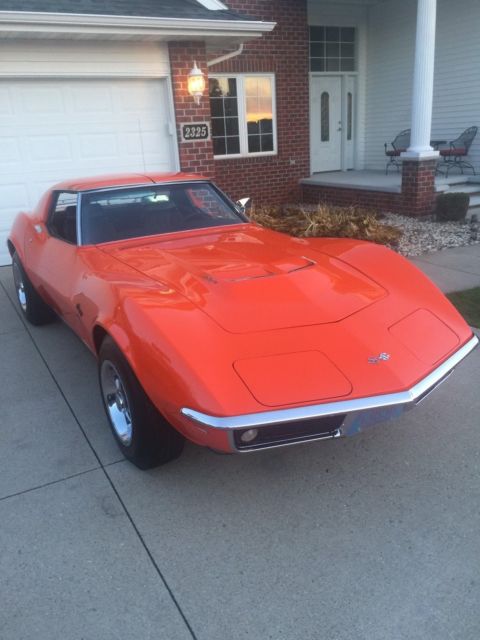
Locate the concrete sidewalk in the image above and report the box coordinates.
[0,246,479,640]
[410,243,480,293]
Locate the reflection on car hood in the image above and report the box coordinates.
[101,225,387,333]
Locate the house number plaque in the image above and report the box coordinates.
[181,123,210,142]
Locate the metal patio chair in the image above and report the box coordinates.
[384,129,411,174]
[437,126,478,176]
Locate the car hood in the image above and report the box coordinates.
[101,225,387,333]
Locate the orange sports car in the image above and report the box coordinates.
[8,172,478,468]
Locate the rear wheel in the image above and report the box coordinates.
[98,336,184,469]
[12,252,55,325]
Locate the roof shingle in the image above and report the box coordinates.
[0,0,251,21]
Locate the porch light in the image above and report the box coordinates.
[188,61,206,105]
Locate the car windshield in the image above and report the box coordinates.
[80,181,244,245]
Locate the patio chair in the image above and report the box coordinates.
[384,129,411,174]
[437,126,478,176]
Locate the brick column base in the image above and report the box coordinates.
[168,42,215,178]
[401,159,437,217]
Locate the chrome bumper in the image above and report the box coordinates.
[181,335,478,451]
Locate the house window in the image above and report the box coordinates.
[309,26,356,72]
[209,74,276,158]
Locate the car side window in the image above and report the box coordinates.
[47,192,78,244]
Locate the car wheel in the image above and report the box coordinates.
[98,336,185,469]
[12,252,55,325]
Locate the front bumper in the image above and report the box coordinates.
[181,335,478,452]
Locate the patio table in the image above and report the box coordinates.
[430,140,447,149]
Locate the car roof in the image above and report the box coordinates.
[51,172,209,192]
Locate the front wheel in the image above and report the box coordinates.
[98,337,185,469]
[12,252,55,325]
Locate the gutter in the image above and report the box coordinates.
[0,11,276,38]
[207,43,244,67]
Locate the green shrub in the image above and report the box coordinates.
[435,192,470,221]
[249,203,403,246]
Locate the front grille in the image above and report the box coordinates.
[233,414,345,451]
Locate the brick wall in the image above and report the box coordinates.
[168,42,215,178]
[210,0,310,205]
[302,184,402,212]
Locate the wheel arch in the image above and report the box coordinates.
[92,322,131,358]
[7,239,16,258]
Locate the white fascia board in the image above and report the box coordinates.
[0,11,275,38]
[195,0,228,9]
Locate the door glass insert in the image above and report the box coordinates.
[321,92,330,142]
[347,92,353,141]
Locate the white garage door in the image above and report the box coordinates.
[0,78,177,265]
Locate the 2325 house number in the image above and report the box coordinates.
[181,123,210,142]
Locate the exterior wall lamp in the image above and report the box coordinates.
[188,61,206,105]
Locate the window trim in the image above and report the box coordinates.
[209,73,278,160]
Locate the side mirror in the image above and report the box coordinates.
[236,197,251,215]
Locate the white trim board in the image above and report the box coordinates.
[0,11,275,40]
[0,40,171,78]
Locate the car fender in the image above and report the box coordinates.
[8,212,32,264]
[306,237,472,341]
[92,288,229,433]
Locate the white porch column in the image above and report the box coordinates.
[402,0,439,159]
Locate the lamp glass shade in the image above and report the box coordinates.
[188,62,206,103]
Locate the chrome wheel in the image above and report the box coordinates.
[100,360,133,446]
[12,260,27,312]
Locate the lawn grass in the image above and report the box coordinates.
[447,287,480,328]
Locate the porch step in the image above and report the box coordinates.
[468,194,480,208]
[443,175,476,186]
[445,184,480,195]
[440,181,480,213]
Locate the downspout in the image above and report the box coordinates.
[207,43,244,67]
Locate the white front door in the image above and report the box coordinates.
[310,76,342,173]
[310,76,357,173]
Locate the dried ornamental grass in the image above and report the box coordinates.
[249,203,403,247]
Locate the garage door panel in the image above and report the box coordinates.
[80,134,119,159]
[0,77,177,265]
[0,184,30,213]
[0,137,21,166]
[27,135,73,163]
[18,86,66,116]
[0,86,13,114]
[70,85,114,113]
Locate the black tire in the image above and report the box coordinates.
[12,251,55,326]
[98,336,185,469]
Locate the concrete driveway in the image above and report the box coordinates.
[1,255,479,640]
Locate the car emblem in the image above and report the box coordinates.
[368,352,391,364]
